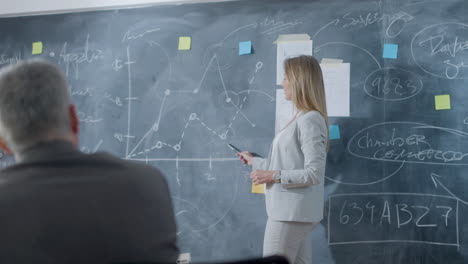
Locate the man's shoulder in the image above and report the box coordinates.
[0,151,166,184]
[87,152,165,176]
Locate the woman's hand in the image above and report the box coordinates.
[250,170,276,184]
[237,151,254,166]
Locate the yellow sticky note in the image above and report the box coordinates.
[251,183,264,194]
[178,37,191,50]
[32,42,43,55]
[435,95,451,110]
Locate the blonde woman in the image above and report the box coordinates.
[237,55,329,264]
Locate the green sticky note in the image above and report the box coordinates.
[178,37,191,50]
[32,41,43,55]
[435,95,451,110]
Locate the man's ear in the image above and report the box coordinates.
[69,104,79,143]
[0,137,13,155]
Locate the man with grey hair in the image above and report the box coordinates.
[0,60,179,263]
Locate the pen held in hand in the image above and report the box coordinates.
[227,143,262,158]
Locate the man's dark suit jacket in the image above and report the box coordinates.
[0,140,179,264]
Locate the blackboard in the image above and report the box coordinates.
[0,0,467,263]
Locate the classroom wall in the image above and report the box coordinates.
[0,0,230,17]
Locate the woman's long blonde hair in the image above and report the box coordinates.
[284,55,329,150]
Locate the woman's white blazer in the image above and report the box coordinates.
[252,110,327,222]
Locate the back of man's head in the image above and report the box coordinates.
[0,60,73,154]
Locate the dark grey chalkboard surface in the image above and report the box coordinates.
[1,0,468,263]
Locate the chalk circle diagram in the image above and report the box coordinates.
[328,121,468,186]
[411,22,468,80]
[364,68,423,101]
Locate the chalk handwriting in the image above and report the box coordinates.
[365,68,422,101]
[105,92,123,106]
[323,10,414,38]
[112,58,124,71]
[80,146,91,154]
[329,193,459,246]
[59,34,104,79]
[411,23,468,79]
[78,112,102,123]
[0,54,21,65]
[348,122,468,165]
[122,28,160,42]
[339,199,452,228]
[443,60,468,79]
[114,133,125,142]
[419,35,468,58]
[259,17,302,35]
[71,87,92,97]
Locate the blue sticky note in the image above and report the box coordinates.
[329,125,340,140]
[383,44,398,59]
[239,41,252,55]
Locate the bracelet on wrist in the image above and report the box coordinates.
[273,170,281,183]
